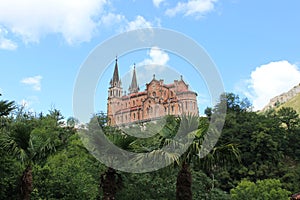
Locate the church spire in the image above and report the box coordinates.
[129,64,139,94]
[110,56,121,87]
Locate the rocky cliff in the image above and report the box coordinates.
[262,83,300,111]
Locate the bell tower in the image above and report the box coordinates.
[107,57,122,125]
[128,64,139,94]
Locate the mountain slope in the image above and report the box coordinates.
[278,92,300,113]
[262,83,300,112]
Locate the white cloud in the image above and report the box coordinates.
[138,46,170,70]
[134,47,170,85]
[0,27,17,50]
[0,37,17,50]
[100,14,159,34]
[165,0,218,18]
[0,0,107,44]
[100,13,126,27]
[21,75,42,91]
[240,61,300,110]
[124,15,154,31]
[153,0,165,8]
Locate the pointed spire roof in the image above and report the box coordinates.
[129,64,139,94]
[110,56,121,87]
[112,56,119,83]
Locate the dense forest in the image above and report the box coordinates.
[1,93,299,200]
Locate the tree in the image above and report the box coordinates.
[0,95,15,129]
[230,179,290,200]
[84,115,136,200]
[277,107,299,131]
[66,116,79,127]
[167,114,239,200]
[0,110,65,200]
[32,134,101,199]
[0,94,15,117]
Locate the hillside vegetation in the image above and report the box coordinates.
[279,92,300,114]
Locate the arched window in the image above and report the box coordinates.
[148,106,153,114]
[153,91,156,97]
[133,100,135,106]
[133,113,136,119]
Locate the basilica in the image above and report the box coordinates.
[107,58,199,126]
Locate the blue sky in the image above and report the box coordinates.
[1,0,300,120]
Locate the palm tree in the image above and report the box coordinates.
[161,115,240,200]
[0,112,61,200]
[66,116,79,127]
[0,94,15,117]
[99,132,135,200]
[84,115,136,200]
[100,167,123,200]
[176,161,192,200]
[0,95,15,129]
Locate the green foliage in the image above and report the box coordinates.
[0,94,15,117]
[230,179,290,200]
[116,167,229,200]
[0,108,76,199]
[116,171,176,200]
[0,151,23,200]
[1,93,300,199]
[31,135,103,200]
[277,107,299,131]
[191,170,230,200]
[278,93,300,114]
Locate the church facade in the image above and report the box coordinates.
[107,58,199,126]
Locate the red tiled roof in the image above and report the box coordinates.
[164,83,175,88]
[115,106,142,114]
[122,91,147,99]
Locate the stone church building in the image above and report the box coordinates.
[107,58,199,126]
